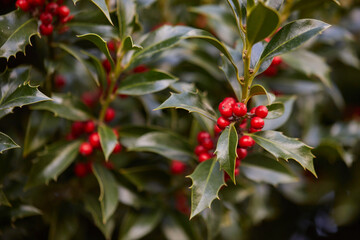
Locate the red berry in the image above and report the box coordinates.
[219,104,233,118]
[236,148,247,160]
[89,132,101,148]
[197,131,211,144]
[251,117,264,129]
[202,138,214,150]
[133,65,149,73]
[102,59,111,73]
[107,40,116,52]
[249,128,261,133]
[272,56,282,66]
[171,160,186,175]
[104,161,114,170]
[263,65,278,77]
[214,124,222,135]
[79,142,93,156]
[233,102,247,117]
[265,37,271,42]
[198,152,212,162]
[250,107,256,114]
[54,75,66,88]
[235,158,241,168]
[194,145,207,156]
[16,0,29,11]
[113,143,122,153]
[28,0,42,6]
[45,2,58,15]
[57,5,70,18]
[238,135,255,148]
[217,116,230,129]
[60,15,73,24]
[105,108,115,122]
[222,97,236,105]
[234,168,240,176]
[74,163,87,177]
[113,128,119,139]
[84,121,95,133]
[39,24,53,36]
[224,172,230,182]
[255,105,268,118]
[71,121,84,136]
[40,12,53,25]
[86,161,93,173]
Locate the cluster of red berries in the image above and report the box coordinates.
[16,0,73,36]
[263,56,283,77]
[194,131,215,162]
[74,159,115,178]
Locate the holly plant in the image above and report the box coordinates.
[1,0,359,239]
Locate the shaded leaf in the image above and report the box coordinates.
[84,0,113,25]
[0,10,39,59]
[0,132,20,154]
[93,163,119,224]
[220,54,242,101]
[241,153,297,185]
[246,2,280,45]
[247,130,316,176]
[31,93,93,121]
[99,124,117,161]
[248,84,275,105]
[162,212,200,240]
[10,205,42,222]
[264,0,284,10]
[117,70,177,96]
[266,102,284,119]
[129,131,194,161]
[49,209,78,240]
[188,158,225,219]
[77,33,115,68]
[155,91,217,122]
[263,96,296,130]
[25,141,81,189]
[0,189,11,207]
[117,0,137,39]
[119,209,163,240]
[215,123,238,183]
[260,19,331,61]
[123,36,143,51]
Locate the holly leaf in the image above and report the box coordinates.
[119,209,163,240]
[259,19,331,62]
[282,50,331,87]
[248,84,275,105]
[188,158,225,219]
[215,123,238,183]
[0,67,50,119]
[117,70,178,96]
[0,189,11,207]
[240,153,297,185]
[77,33,115,69]
[246,130,316,177]
[162,212,201,240]
[128,131,194,161]
[123,36,143,51]
[10,205,42,222]
[99,124,117,161]
[30,93,93,121]
[0,132,20,154]
[264,0,284,10]
[226,0,247,25]
[25,140,81,189]
[49,208,79,240]
[155,91,217,122]
[263,96,296,130]
[93,163,119,224]
[246,2,280,46]
[266,102,285,119]
[72,0,113,25]
[117,0,137,39]
[220,53,242,101]
[0,10,39,59]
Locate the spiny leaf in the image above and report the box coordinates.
[79,0,114,25]
[155,91,217,122]
[0,132,20,154]
[215,123,238,183]
[0,10,39,59]
[188,158,225,219]
[246,130,317,177]
[123,36,143,51]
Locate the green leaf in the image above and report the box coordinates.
[117,0,137,39]
[129,131,194,161]
[93,163,119,224]
[49,209,79,240]
[83,50,107,88]
[0,67,50,118]
[10,205,42,222]
[260,19,331,61]
[99,124,117,161]
[162,212,200,240]
[82,0,113,25]
[123,36,143,51]
[248,84,275,105]
[282,50,331,87]
[23,111,61,157]
[0,189,11,207]
[0,10,39,59]
[220,54,242,101]
[68,22,117,39]
[117,70,177,96]
[241,153,297,185]
[246,2,280,46]
[25,140,81,189]
[266,102,284,119]
[247,130,317,177]
[84,195,115,240]
[0,132,20,154]
[264,0,284,10]
[77,33,115,69]
[30,93,93,121]
[119,209,163,240]
[56,43,100,86]
[226,0,247,25]
[155,91,217,122]
[215,123,238,183]
[188,158,225,219]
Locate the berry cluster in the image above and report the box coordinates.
[194,131,215,162]
[16,0,73,36]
